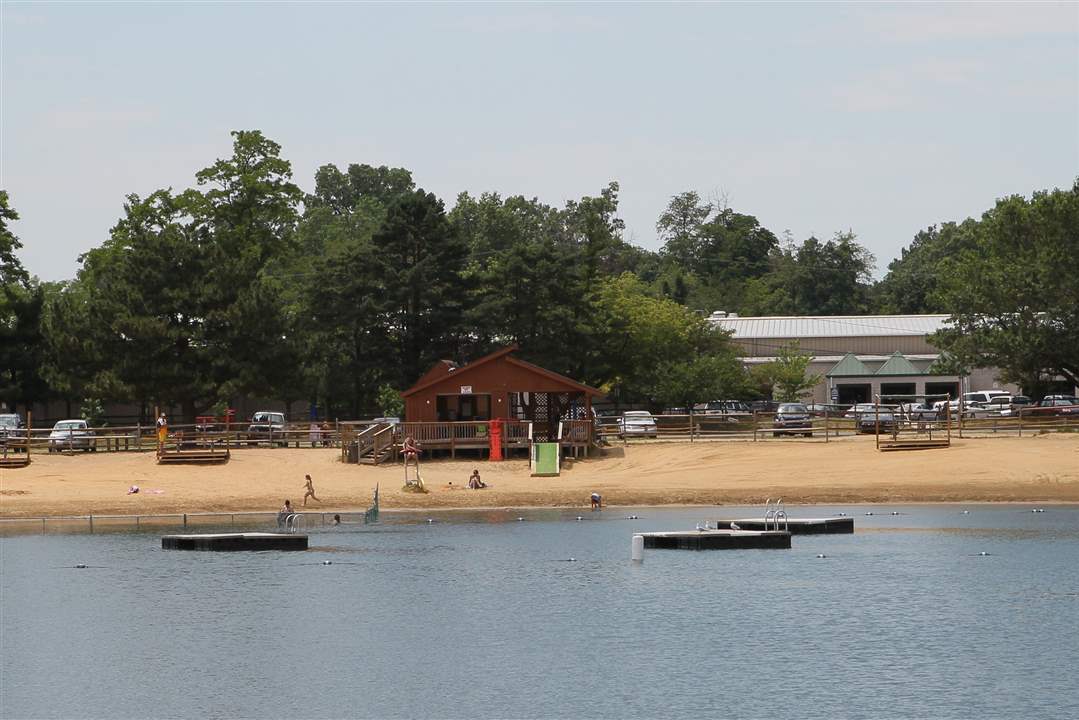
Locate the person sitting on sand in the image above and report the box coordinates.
[277,499,293,527]
[468,469,486,489]
[590,492,602,510]
[303,474,320,506]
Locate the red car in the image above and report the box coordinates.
[1023,399,1079,417]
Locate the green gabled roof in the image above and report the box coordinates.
[875,351,921,376]
[826,352,873,377]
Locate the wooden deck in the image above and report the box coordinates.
[344,420,596,463]
[0,453,31,468]
[878,438,951,451]
[157,439,231,464]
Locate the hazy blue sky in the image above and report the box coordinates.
[3,1,1077,282]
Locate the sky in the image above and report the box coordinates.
[2,1,1077,283]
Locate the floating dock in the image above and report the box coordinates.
[716,517,854,534]
[640,529,791,550]
[161,532,307,551]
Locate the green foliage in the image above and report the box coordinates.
[930,181,1079,388]
[593,274,747,407]
[376,384,404,418]
[15,127,1073,422]
[753,341,821,402]
[80,398,106,427]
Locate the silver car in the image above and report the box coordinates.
[48,419,96,452]
[619,411,658,438]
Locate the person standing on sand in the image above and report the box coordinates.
[303,474,320,506]
[156,412,168,445]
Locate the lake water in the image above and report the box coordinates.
[2,505,1078,719]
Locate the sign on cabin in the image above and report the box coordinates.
[460,385,472,394]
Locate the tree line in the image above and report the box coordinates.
[1,131,1075,421]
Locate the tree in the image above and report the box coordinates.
[762,232,875,316]
[931,181,1079,389]
[193,130,305,412]
[45,190,218,417]
[371,189,469,386]
[876,223,978,313]
[0,191,45,413]
[0,191,28,288]
[592,273,747,407]
[753,341,821,401]
[657,191,712,269]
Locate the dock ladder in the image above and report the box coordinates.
[284,513,306,533]
[763,498,789,532]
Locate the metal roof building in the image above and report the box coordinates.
[711,314,950,339]
[707,312,1009,404]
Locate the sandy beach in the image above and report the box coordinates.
[2,434,1077,517]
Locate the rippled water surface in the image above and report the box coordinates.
[3,505,1078,719]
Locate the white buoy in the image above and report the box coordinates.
[517,517,524,522]
[978,551,990,556]
[631,534,644,563]
[323,560,333,565]
[576,516,583,521]
[816,554,826,559]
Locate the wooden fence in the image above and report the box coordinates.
[596,410,1079,444]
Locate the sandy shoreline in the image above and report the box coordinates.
[1,434,1077,517]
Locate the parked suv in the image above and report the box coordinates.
[699,400,753,420]
[773,403,812,437]
[0,413,26,450]
[246,411,287,446]
[962,390,1010,407]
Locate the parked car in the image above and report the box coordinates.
[246,411,287,446]
[48,419,95,452]
[1024,398,1079,417]
[699,400,753,420]
[844,403,877,419]
[618,411,658,439]
[0,413,26,450]
[773,403,812,437]
[933,397,994,419]
[900,403,940,421]
[962,390,1011,407]
[1009,395,1033,412]
[858,407,898,434]
[981,395,1015,416]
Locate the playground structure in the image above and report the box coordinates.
[0,411,32,469]
[874,393,952,452]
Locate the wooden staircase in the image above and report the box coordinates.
[357,424,395,465]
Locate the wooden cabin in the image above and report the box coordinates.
[400,346,603,454]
